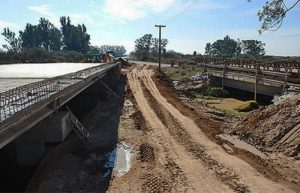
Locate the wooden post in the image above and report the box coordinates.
[254,63,258,101]
[155,25,166,71]
[282,70,289,95]
[222,62,226,89]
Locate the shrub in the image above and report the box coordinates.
[204,87,229,97]
[0,48,86,64]
[235,100,258,112]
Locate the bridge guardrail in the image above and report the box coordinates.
[0,63,118,124]
[200,62,300,86]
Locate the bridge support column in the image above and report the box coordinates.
[15,111,72,165]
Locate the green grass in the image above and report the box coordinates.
[222,109,246,117]
[204,87,229,97]
[202,96,217,100]
[235,100,258,112]
[163,64,204,80]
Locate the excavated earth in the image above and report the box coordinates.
[26,65,299,193]
[233,95,300,158]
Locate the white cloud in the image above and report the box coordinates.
[0,20,17,29]
[69,14,95,24]
[103,0,175,21]
[28,4,53,16]
[101,0,228,22]
[163,0,228,19]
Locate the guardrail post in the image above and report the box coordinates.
[254,63,258,101]
[222,61,226,89]
[282,70,289,95]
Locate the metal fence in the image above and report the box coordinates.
[0,63,116,123]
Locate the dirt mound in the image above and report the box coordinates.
[233,94,300,158]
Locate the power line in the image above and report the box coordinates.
[167,0,199,19]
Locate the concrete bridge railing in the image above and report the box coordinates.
[0,62,120,150]
[0,63,117,123]
[196,59,300,99]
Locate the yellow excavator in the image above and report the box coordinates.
[102,52,114,63]
[91,51,115,63]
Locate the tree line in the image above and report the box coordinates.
[131,33,266,63]
[2,17,90,54]
[205,35,266,58]
[0,17,127,64]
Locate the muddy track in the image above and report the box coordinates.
[140,81,249,193]
[153,69,300,190]
[125,65,295,193]
[107,75,190,193]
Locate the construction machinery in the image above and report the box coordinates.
[102,51,114,63]
[91,51,115,63]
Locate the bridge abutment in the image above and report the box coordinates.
[16,111,72,166]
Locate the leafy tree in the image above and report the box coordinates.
[205,43,212,55]
[1,28,21,52]
[241,40,265,56]
[151,38,168,56]
[37,18,52,49]
[134,34,169,60]
[99,45,126,57]
[60,16,90,53]
[206,35,241,57]
[48,27,63,51]
[134,34,153,59]
[248,0,300,33]
[19,24,39,49]
[88,46,100,55]
[19,18,62,51]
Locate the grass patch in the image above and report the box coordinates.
[204,87,229,97]
[202,96,217,100]
[222,109,246,117]
[163,64,204,80]
[235,100,258,112]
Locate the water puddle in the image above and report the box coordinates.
[217,134,267,159]
[104,142,133,177]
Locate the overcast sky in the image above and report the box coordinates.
[0,0,299,56]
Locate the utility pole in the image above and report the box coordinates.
[155,25,166,71]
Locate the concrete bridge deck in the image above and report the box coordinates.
[198,59,300,97]
[0,62,120,150]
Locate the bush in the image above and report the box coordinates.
[204,87,229,97]
[0,48,86,64]
[235,100,258,112]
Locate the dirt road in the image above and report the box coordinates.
[108,65,296,193]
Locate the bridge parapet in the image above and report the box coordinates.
[0,63,118,124]
[198,59,300,85]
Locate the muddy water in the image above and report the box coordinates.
[105,143,133,177]
[217,134,267,159]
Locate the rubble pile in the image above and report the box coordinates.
[233,94,300,158]
[172,78,206,97]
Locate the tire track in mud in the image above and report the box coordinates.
[140,81,249,193]
[126,66,296,193]
[152,68,300,190]
[126,76,190,193]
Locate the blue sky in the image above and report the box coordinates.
[0,0,299,56]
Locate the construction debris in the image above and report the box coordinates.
[233,94,300,158]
